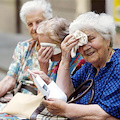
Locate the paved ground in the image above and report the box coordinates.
[0,32,29,80]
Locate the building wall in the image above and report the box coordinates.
[0,0,16,33]
[0,0,106,35]
[50,0,76,21]
[0,0,90,35]
[76,0,91,17]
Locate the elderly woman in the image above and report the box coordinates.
[0,0,53,97]
[36,12,120,120]
[35,17,83,82]
[0,0,53,119]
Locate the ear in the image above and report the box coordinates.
[107,39,111,47]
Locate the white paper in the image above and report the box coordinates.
[32,75,50,99]
[31,75,67,102]
[48,81,67,102]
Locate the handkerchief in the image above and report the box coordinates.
[71,30,88,58]
[40,43,61,55]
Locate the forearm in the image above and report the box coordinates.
[64,104,113,120]
[40,63,48,74]
[56,60,74,97]
[0,76,16,97]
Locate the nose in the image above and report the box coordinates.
[83,42,91,51]
[33,23,37,31]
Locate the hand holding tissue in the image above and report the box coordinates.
[40,43,61,55]
[71,30,88,58]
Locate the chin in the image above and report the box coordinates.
[87,58,97,64]
[32,35,38,40]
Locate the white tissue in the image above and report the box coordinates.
[40,43,61,55]
[71,30,88,58]
[48,81,67,102]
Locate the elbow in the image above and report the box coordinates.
[5,76,16,90]
[9,78,16,90]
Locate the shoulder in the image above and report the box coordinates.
[15,39,34,52]
[110,48,120,72]
[112,48,120,62]
[17,39,32,47]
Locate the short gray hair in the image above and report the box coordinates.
[69,12,116,47]
[37,17,69,44]
[20,0,53,24]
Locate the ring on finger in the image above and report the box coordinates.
[66,42,69,46]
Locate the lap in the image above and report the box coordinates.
[0,87,32,120]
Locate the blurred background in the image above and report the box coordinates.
[0,0,120,79]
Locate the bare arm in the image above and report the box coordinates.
[43,98,118,120]
[0,76,16,97]
[56,60,74,97]
[65,103,118,120]
[56,35,79,97]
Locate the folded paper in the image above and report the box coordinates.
[48,81,67,102]
[32,75,67,102]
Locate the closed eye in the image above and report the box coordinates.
[88,35,95,41]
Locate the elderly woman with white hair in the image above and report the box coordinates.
[36,12,120,120]
[0,0,53,98]
[0,0,52,119]
[34,17,83,82]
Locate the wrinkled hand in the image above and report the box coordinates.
[28,70,52,85]
[61,34,79,61]
[38,46,53,73]
[43,98,67,116]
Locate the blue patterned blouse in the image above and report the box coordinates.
[71,49,120,119]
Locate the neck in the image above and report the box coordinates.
[51,53,61,62]
[94,48,114,75]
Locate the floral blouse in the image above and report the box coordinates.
[7,39,40,84]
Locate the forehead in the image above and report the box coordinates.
[81,29,102,38]
[26,9,45,22]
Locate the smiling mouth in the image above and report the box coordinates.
[86,51,95,56]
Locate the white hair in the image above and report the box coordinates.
[37,17,69,43]
[69,12,116,47]
[20,0,53,24]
